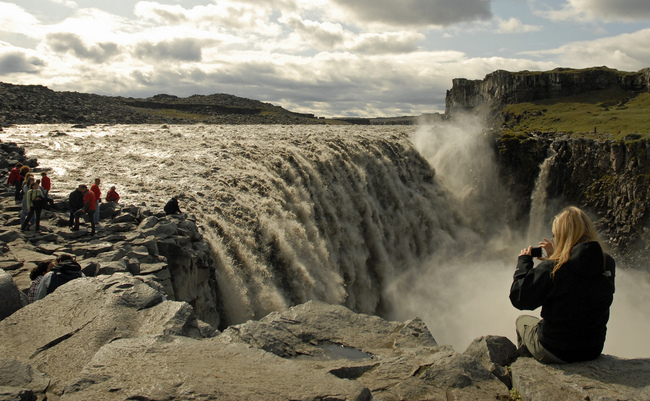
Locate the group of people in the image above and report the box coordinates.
[6,163,121,234]
[7,162,55,232]
[67,178,120,236]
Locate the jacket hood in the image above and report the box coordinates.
[564,241,606,277]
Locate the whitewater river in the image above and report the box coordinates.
[2,123,649,358]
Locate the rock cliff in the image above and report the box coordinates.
[445,67,650,120]
[496,134,650,261]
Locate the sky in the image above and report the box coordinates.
[1,0,650,118]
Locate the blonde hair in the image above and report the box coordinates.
[548,206,603,276]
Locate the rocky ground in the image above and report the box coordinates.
[1,141,649,400]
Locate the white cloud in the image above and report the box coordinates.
[539,0,650,22]
[496,17,542,33]
[0,2,42,37]
[524,28,650,70]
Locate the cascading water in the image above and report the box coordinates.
[2,123,650,357]
[526,148,557,244]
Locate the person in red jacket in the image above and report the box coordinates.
[40,172,51,196]
[90,178,101,224]
[7,163,22,201]
[105,186,120,203]
[81,184,96,236]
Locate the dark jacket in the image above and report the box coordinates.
[34,259,84,301]
[164,198,181,215]
[69,189,84,210]
[510,241,615,362]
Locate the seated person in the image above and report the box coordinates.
[106,186,120,203]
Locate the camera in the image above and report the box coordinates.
[531,247,543,257]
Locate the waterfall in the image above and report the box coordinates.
[527,149,557,244]
[4,124,650,358]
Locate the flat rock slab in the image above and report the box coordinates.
[62,335,371,401]
[0,273,200,394]
[511,355,650,401]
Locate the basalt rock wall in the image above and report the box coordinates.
[446,67,650,119]
[496,135,650,259]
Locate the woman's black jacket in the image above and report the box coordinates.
[509,241,616,362]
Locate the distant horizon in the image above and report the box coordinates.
[1,0,650,118]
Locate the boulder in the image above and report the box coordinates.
[0,269,26,321]
[0,273,211,394]
[463,335,517,386]
[511,355,650,400]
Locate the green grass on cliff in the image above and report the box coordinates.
[502,88,650,139]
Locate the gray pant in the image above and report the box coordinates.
[516,315,566,364]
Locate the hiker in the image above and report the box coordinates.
[7,162,22,201]
[510,206,615,364]
[40,172,51,197]
[20,174,35,225]
[106,185,120,203]
[90,178,101,224]
[69,185,85,230]
[21,181,45,232]
[81,184,96,236]
[28,260,54,303]
[34,254,84,301]
[164,197,182,215]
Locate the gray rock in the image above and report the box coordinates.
[0,273,205,394]
[463,335,517,386]
[219,301,510,400]
[0,359,50,393]
[511,355,650,401]
[0,269,26,321]
[62,335,371,401]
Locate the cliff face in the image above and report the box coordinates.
[446,67,650,118]
[496,135,650,258]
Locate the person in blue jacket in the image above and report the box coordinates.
[510,206,615,364]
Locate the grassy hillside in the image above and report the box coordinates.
[501,87,650,140]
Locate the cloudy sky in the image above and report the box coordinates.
[1,0,649,117]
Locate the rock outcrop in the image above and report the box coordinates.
[446,67,650,120]
[496,135,650,259]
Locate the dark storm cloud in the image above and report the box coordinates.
[134,38,203,62]
[331,0,492,26]
[47,33,119,63]
[0,51,45,74]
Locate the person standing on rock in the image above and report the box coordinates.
[81,184,96,236]
[34,254,84,301]
[20,174,35,225]
[91,178,101,225]
[21,181,45,232]
[510,206,615,364]
[69,185,85,230]
[7,162,22,202]
[40,172,51,196]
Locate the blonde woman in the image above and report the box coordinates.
[510,206,615,363]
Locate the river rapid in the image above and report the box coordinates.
[2,123,649,358]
